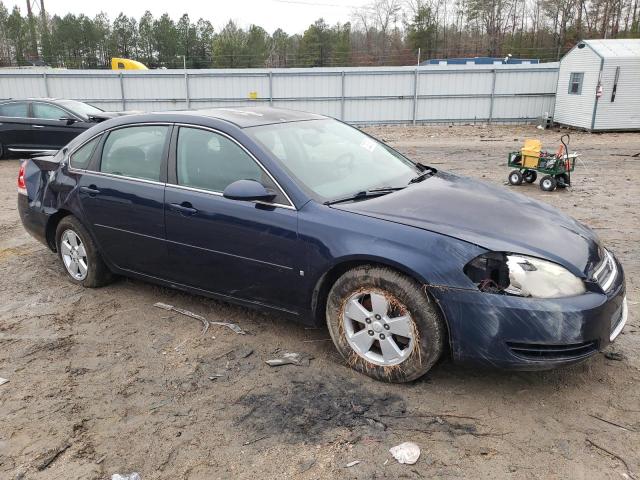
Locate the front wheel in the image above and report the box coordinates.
[55,216,113,287]
[326,266,445,383]
[540,175,557,191]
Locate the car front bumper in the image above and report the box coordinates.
[431,262,627,370]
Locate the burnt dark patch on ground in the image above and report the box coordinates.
[234,377,406,442]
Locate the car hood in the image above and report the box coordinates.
[333,171,602,277]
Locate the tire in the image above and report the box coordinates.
[555,173,569,188]
[0,143,5,160]
[326,265,445,383]
[540,175,557,192]
[55,216,113,288]
[508,170,523,185]
[523,170,537,183]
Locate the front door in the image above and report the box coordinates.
[77,124,171,275]
[30,102,89,149]
[164,126,302,313]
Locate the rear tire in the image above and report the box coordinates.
[555,173,569,188]
[55,216,113,288]
[508,170,523,185]
[326,265,445,383]
[523,170,537,183]
[540,175,557,192]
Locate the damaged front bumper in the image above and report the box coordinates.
[431,262,626,370]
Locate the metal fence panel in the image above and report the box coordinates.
[0,63,559,125]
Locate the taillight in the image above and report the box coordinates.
[17,162,27,195]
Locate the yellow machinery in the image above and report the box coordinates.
[111,58,148,70]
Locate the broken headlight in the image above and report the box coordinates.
[464,253,586,299]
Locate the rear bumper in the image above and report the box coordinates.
[433,263,626,370]
[18,193,51,249]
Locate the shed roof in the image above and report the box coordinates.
[582,39,640,59]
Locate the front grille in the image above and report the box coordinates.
[507,341,598,360]
[592,249,617,292]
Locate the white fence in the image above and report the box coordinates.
[0,63,559,125]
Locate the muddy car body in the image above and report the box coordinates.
[17,107,627,382]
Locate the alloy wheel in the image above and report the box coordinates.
[342,289,415,366]
[60,229,89,280]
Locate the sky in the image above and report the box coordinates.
[5,0,372,34]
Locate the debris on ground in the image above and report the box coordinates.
[389,442,421,465]
[345,460,361,467]
[37,443,71,471]
[265,352,313,367]
[111,473,141,480]
[153,302,245,335]
[604,351,625,361]
[0,377,8,386]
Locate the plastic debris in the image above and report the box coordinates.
[154,302,245,335]
[0,377,8,386]
[389,442,421,465]
[265,352,313,367]
[345,460,360,467]
[111,474,141,480]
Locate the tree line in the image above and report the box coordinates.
[0,0,638,69]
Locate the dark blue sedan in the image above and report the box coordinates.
[17,107,627,382]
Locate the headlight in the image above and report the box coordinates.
[464,253,586,299]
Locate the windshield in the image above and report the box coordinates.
[247,119,419,202]
[58,100,103,118]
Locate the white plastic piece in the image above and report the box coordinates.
[111,473,141,480]
[389,442,421,465]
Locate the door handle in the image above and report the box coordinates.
[169,202,198,216]
[80,185,100,196]
[32,125,45,128]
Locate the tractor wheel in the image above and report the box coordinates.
[508,170,523,186]
[555,173,569,188]
[540,175,557,192]
[523,170,537,183]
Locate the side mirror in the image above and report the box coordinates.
[60,117,77,125]
[223,179,276,202]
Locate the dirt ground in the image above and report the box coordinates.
[1,124,639,480]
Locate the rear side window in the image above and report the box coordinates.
[32,103,68,120]
[176,126,287,204]
[100,125,169,181]
[0,102,28,117]
[70,136,100,170]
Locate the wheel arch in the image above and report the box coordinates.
[310,256,452,352]
[45,209,74,251]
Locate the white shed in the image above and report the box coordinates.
[554,39,640,131]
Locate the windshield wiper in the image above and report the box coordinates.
[409,163,437,184]
[324,186,404,206]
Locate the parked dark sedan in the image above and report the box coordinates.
[17,107,627,382]
[0,98,129,158]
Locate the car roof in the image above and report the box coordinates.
[172,106,327,128]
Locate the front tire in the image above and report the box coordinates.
[55,216,113,287]
[326,266,445,383]
[540,175,557,191]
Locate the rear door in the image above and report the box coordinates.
[76,124,171,276]
[30,102,90,149]
[164,125,302,312]
[0,102,33,151]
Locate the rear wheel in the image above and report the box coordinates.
[540,175,557,192]
[523,170,537,183]
[508,170,523,185]
[55,216,113,288]
[326,266,445,383]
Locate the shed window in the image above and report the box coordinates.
[568,72,583,95]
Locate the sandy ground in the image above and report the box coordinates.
[1,124,639,480]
